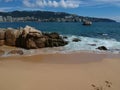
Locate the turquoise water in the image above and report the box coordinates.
[0,22,120,53]
[0,22,120,40]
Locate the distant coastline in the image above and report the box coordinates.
[0,10,116,22]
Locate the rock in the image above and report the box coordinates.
[88,44,96,46]
[35,37,46,48]
[63,36,68,39]
[46,33,68,46]
[23,25,42,37]
[24,31,68,49]
[45,38,68,47]
[0,26,68,49]
[8,50,24,55]
[0,30,5,40]
[49,32,61,39]
[26,39,37,49]
[0,40,5,46]
[17,26,43,49]
[97,46,108,50]
[72,38,81,42]
[0,50,5,56]
[5,30,21,46]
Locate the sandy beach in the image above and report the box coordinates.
[0,52,120,90]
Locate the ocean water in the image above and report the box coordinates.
[0,22,120,54]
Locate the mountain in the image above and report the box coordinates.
[0,11,116,22]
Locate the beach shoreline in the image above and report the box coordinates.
[1,50,120,63]
[0,51,120,90]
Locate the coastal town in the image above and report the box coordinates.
[0,11,116,22]
[0,15,82,22]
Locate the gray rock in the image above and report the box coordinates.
[72,38,81,42]
[97,46,108,50]
[63,36,68,39]
[88,44,96,46]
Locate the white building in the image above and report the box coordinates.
[6,16,13,22]
[0,16,3,22]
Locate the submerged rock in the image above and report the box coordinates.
[88,44,96,46]
[8,50,24,55]
[63,36,68,39]
[72,38,81,42]
[97,46,108,50]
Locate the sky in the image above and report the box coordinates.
[0,0,120,22]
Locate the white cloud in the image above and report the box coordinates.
[23,0,81,8]
[23,0,35,7]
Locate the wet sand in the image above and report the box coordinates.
[0,52,120,90]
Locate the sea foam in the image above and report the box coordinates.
[1,35,120,57]
[62,35,120,54]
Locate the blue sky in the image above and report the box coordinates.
[0,0,120,21]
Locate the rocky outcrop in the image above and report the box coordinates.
[8,50,24,55]
[0,40,4,46]
[0,30,5,40]
[0,30,5,46]
[35,36,46,48]
[97,46,108,50]
[0,25,68,49]
[5,30,21,46]
[22,25,42,37]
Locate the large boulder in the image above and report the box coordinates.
[0,26,68,49]
[8,50,24,55]
[26,39,37,49]
[97,46,108,50]
[49,32,61,39]
[23,25,42,37]
[0,40,5,46]
[5,30,21,46]
[35,37,46,48]
[45,38,68,47]
[0,30,5,40]
[17,26,43,49]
